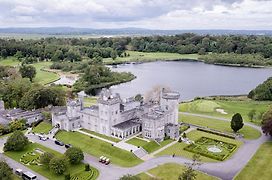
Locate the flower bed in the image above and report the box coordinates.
[184,137,237,161]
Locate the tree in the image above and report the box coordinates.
[0,49,8,59]
[179,154,201,180]
[110,50,118,60]
[14,51,24,60]
[231,113,244,132]
[40,152,54,168]
[4,130,29,151]
[8,119,26,132]
[262,109,272,136]
[19,65,36,82]
[119,174,140,180]
[248,109,256,122]
[49,156,68,175]
[0,160,13,180]
[64,147,84,164]
[52,50,64,61]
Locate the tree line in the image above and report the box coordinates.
[1,33,272,63]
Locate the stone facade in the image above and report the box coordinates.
[52,88,180,141]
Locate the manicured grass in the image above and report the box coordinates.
[126,138,149,147]
[80,129,121,143]
[156,130,242,162]
[143,139,174,153]
[179,99,271,125]
[103,51,199,64]
[56,131,142,167]
[32,122,53,134]
[235,142,272,180]
[180,114,261,140]
[5,143,98,179]
[83,97,98,107]
[137,163,218,180]
[126,138,174,153]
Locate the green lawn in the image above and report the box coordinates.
[83,97,98,107]
[126,138,149,147]
[180,114,261,140]
[179,99,271,125]
[0,57,59,85]
[32,122,53,134]
[0,57,20,66]
[137,163,218,180]
[32,61,59,85]
[5,143,99,180]
[103,51,199,64]
[156,130,242,162]
[56,131,142,167]
[80,129,121,143]
[235,142,272,180]
[126,138,174,153]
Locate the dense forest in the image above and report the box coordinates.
[248,77,272,101]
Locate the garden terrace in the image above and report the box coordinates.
[184,137,237,161]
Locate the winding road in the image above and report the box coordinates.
[1,112,270,180]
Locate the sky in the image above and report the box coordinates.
[0,0,271,30]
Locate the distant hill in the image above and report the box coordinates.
[0,27,272,36]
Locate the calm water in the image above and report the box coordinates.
[110,61,272,101]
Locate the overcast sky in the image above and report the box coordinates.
[0,0,271,30]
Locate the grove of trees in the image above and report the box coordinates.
[248,77,272,101]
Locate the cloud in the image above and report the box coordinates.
[0,0,271,29]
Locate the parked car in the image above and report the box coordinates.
[55,140,64,146]
[22,171,37,180]
[101,157,107,163]
[15,169,23,176]
[65,144,72,148]
[105,158,110,165]
[99,156,105,162]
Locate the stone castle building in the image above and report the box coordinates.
[52,88,180,141]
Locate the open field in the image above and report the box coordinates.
[56,131,142,167]
[5,142,98,180]
[137,163,218,180]
[179,99,271,125]
[32,122,53,134]
[126,138,174,153]
[180,114,261,140]
[235,142,272,180]
[103,51,199,64]
[80,129,121,143]
[0,57,59,85]
[156,130,242,162]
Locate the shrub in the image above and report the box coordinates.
[40,152,54,167]
[85,163,90,171]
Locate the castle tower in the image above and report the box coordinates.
[97,89,121,136]
[67,99,83,118]
[160,88,180,124]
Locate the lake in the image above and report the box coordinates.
[110,61,272,101]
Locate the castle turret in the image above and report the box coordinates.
[160,88,180,124]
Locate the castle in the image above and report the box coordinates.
[52,88,180,142]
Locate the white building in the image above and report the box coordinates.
[52,88,180,141]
